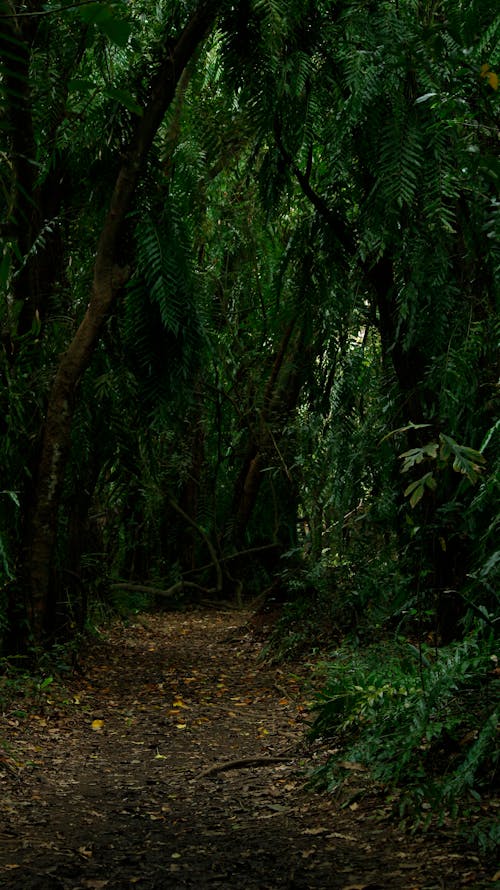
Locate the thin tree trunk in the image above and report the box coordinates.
[25,2,218,644]
[230,321,309,547]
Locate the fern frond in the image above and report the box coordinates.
[376,109,422,210]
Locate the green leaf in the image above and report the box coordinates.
[103,86,143,115]
[415,92,438,104]
[68,78,97,94]
[0,251,11,290]
[425,474,437,492]
[380,422,431,443]
[76,3,131,47]
[439,434,486,482]
[99,18,132,48]
[399,443,439,473]
[77,2,113,24]
[1,490,20,508]
[404,473,435,507]
[480,418,500,453]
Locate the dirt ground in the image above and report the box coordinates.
[0,609,497,889]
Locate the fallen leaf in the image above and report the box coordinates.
[327,831,357,841]
[91,719,104,731]
[338,761,367,771]
[172,698,189,709]
[342,885,373,890]
[303,826,329,835]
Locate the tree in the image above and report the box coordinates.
[1,0,220,646]
[1,0,498,652]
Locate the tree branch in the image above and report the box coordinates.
[168,498,223,593]
[110,581,216,599]
[198,756,293,779]
[274,122,354,253]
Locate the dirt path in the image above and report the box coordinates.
[0,610,494,889]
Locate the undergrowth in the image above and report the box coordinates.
[309,627,499,853]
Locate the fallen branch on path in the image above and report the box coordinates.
[109,581,216,598]
[198,756,292,778]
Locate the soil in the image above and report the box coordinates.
[0,609,497,889]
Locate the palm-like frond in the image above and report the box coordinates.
[122,203,203,412]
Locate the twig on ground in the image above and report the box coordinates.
[198,755,293,779]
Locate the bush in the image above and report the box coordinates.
[310,627,499,838]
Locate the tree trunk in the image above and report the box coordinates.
[23,2,218,645]
[230,320,310,548]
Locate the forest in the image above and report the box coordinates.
[1,0,499,879]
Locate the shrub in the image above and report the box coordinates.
[310,628,499,838]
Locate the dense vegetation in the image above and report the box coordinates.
[1,0,498,848]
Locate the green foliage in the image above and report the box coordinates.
[0,490,19,582]
[0,664,53,716]
[397,432,486,507]
[75,2,133,48]
[123,205,202,411]
[0,0,498,797]
[310,631,499,831]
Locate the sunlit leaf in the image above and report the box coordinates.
[380,422,431,443]
[480,63,499,90]
[415,91,438,104]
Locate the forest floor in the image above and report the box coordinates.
[0,608,497,890]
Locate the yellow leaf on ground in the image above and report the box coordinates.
[91,719,104,731]
[172,698,189,709]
